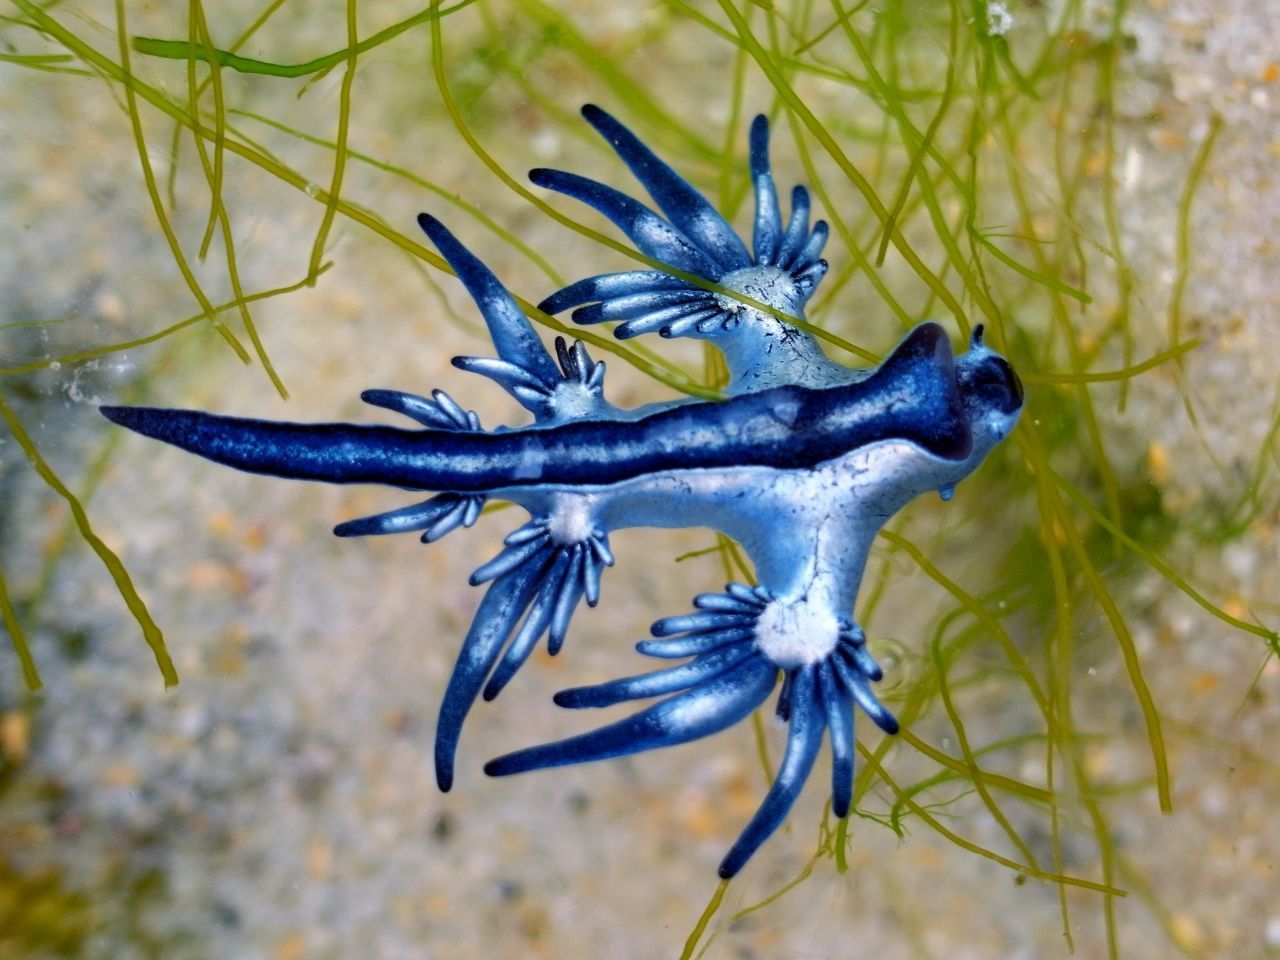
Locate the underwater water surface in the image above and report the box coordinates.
[1,1,1277,958]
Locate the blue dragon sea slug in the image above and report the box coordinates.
[101,105,1023,877]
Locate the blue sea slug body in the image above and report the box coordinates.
[102,105,1023,877]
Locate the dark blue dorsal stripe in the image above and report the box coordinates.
[100,323,969,493]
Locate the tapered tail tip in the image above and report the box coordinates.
[100,404,168,441]
[100,405,133,427]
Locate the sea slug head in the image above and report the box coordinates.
[953,324,1024,459]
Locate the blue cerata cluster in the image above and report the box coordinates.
[103,105,1023,878]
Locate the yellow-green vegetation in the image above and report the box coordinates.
[0,1,1273,958]
[0,856,94,957]
[0,707,89,955]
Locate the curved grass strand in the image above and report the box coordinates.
[17,2,707,398]
[513,0,719,163]
[880,529,1049,715]
[0,265,332,378]
[0,392,176,687]
[678,879,729,960]
[930,629,1042,870]
[730,846,821,924]
[858,743,1124,896]
[130,1,478,78]
[897,729,1051,804]
[0,565,40,691]
[1232,386,1280,532]
[1115,855,1214,960]
[1021,340,1199,384]
[1022,422,1153,952]
[1034,464,1080,951]
[715,0,970,329]
[898,730,1055,804]
[714,31,753,217]
[828,0,995,339]
[830,0,957,270]
[189,2,224,261]
[0,50,93,75]
[226,108,564,286]
[1044,470,1172,813]
[307,0,358,286]
[971,228,1092,304]
[993,105,1126,547]
[833,812,850,872]
[1169,114,1223,364]
[1052,468,1280,656]
[111,1,249,366]
[1100,11,1135,415]
[432,10,870,362]
[785,109,911,340]
[426,4,867,374]
[180,4,290,401]
[163,0,289,207]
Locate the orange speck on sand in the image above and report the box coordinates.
[1145,442,1172,486]
[679,793,721,839]
[724,769,761,819]
[207,510,237,537]
[0,711,30,763]
[274,932,307,960]
[500,825,531,858]
[1084,744,1115,780]
[532,645,561,668]
[905,844,945,870]
[755,929,782,949]
[242,522,268,552]
[211,641,246,679]
[1261,63,1279,84]
[1150,127,1188,152]
[306,837,334,881]
[423,894,451,919]
[1221,597,1247,621]
[185,561,229,592]
[100,762,140,788]
[1170,913,1207,952]
[1191,673,1221,695]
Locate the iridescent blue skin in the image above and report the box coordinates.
[101,105,1023,878]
